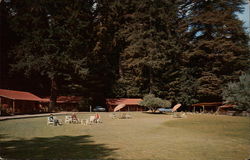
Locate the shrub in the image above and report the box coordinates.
[222,73,250,111]
[140,94,171,112]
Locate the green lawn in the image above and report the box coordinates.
[0,112,250,160]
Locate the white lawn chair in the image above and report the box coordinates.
[96,116,102,123]
[89,115,96,124]
[81,118,92,125]
[47,117,54,125]
[65,116,72,123]
[48,116,62,126]
[85,118,90,125]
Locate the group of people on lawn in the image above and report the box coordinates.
[49,113,101,126]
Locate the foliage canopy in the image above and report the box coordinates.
[1,0,249,108]
[223,73,250,110]
[140,94,171,112]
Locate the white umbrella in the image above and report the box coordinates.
[114,104,126,112]
[172,104,181,112]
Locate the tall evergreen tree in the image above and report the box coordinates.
[109,0,181,98]
[84,0,120,105]
[2,0,249,109]
[182,0,250,102]
[8,0,94,111]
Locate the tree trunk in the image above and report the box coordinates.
[49,78,57,112]
[150,107,157,113]
[149,66,153,94]
[119,56,124,79]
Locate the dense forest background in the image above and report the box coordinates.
[0,0,249,108]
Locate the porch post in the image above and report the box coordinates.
[12,99,15,115]
[0,97,2,116]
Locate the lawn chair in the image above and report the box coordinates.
[173,112,186,118]
[173,112,182,118]
[119,113,132,119]
[81,118,89,125]
[72,118,80,124]
[47,116,62,126]
[89,115,96,124]
[95,114,102,123]
[110,113,118,119]
[125,113,132,119]
[71,113,81,124]
[119,113,126,119]
[47,117,54,125]
[65,116,72,124]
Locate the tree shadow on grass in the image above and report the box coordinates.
[142,111,164,114]
[0,134,118,159]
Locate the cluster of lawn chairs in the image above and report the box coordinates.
[172,112,187,118]
[110,112,132,119]
[65,113,102,125]
[47,113,102,126]
[47,114,63,126]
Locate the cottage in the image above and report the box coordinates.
[56,96,82,111]
[106,98,146,112]
[41,96,83,111]
[0,89,46,115]
[191,102,223,113]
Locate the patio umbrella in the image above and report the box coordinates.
[114,104,126,112]
[172,104,181,112]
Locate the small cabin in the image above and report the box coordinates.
[106,98,146,112]
[56,96,82,111]
[0,89,46,115]
[191,102,223,113]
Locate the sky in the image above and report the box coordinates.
[237,1,250,34]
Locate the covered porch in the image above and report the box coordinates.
[191,102,223,113]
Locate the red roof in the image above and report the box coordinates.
[0,89,45,101]
[192,102,223,107]
[219,104,236,108]
[57,96,82,103]
[106,98,142,105]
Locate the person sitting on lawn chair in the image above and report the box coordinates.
[49,114,61,126]
[71,113,79,123]
[95,113,101,123]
